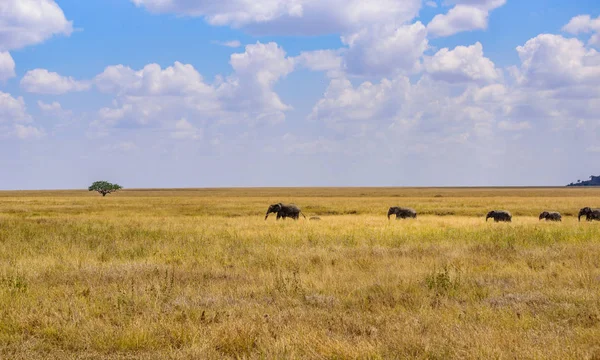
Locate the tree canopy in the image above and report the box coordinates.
[88,181,123,196]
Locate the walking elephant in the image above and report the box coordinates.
[486,210,512,222]
[578,207,600,222]
[265,203,306,220]
[387,207,417,220]
[539,211,562,221]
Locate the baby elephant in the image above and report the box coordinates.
[387,207,417,220]
[539,211,562,222]
[265,203,306,220]
[578,207,600,222]
[486,210,512,222]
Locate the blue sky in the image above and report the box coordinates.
[1,0,599,189]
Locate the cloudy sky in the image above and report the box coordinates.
[1,0,599,189]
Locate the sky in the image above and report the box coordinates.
[1,0,600,189]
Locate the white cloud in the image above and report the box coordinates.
[216,42,295,123]
[426,1,438,8]
[0,52,15,81]
[95,62,214,96]
[14,124,45,139]
[563,15,600,47]
[295,50,343,76]
[342,22,428,76]
[100,142,139,153]
[212,40,242,48]
[130,0,421,35]
[563,14,600,34]
[514,34,600,89]
[171,118,202,139]
[586,145,600,153]
[0,92,48,140]
[93,42,295,131]
[497,120,531,131]
[445,0,505,9]
[428,5,487,37]
[425,42,501,83]
[309,75,410,132]
[38,101,62,112]
[38,100,73,119]
[131,1,428,77]
[21,69,91,94]
[427,0,505,37]
[0,92,32,123]
[0,0,73,51]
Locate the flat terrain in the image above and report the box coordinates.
[1,187,599,359]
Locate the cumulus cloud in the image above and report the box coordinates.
[563,15,600,46]
[95,62,214,96]
[171,118,202,139]
[216,42,295,123]
[212,40,242,48]
[0,0,73,51]
[586,146,600,153]
[21,69,91,94]
[38,101,62,112]
[100,141,139,153]
[513,34,600,89]
[0,92,45,140]
[93,42,295,131]
[295,50,343,75]
[342,22,428,76]
[563,14,600,34]
[14,124,45,139]
[0,52,15,81]
[427,0,505,37]
[130,0,421,35]
[424,42,501,83]
[38,100,73,119]
[497,120,531,131]
[0,92,32,123]
[131,0,429,77]
[306,27,600,168]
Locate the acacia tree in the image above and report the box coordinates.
[88,181,122,197]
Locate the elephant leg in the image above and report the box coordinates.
[276,213,281,220]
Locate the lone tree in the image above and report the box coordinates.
[88,181,122,197]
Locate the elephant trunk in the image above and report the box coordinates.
[578,213,582,222]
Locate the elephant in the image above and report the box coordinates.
[387,207,417,220]
[265,203,306,220]
[578,207,600,222]
[539,211,562,222]
[486,210,512,222]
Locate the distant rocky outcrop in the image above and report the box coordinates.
[567,175,600,187]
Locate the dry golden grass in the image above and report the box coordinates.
[1,187,599,359]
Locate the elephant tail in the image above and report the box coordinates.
[301,212,306,219]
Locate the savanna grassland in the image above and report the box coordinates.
[1,187,600,359]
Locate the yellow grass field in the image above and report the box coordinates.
[1,187,600,359]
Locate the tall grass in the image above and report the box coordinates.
[0,188,599,359]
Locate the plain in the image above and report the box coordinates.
[0,187,599,359]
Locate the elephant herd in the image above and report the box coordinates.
[265,203,600,222]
